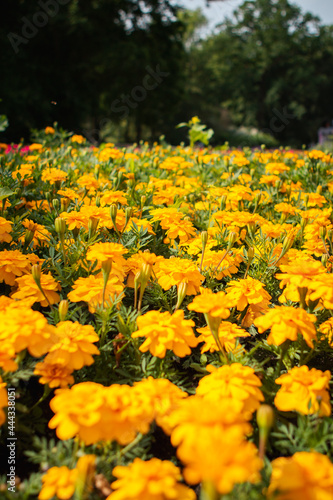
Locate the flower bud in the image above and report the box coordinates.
[316,185,322,194]
[257,404,274,460]
[227,231,238,250]
[24,230,35,247]
[31,264,41,287]
[220,195,227,211]
[321,253,328,267]
[125,207,133,226]
[55,217,66,235]
[141,195,146,208]
[88,217,99,239]
[319,226,327,240]
[175,282,188,311]
[52,198,60,211]
[247,246,255,261]
[201,231,208,248]
[257,404,274,433]
[60,198,70,212]
[58,300,69,322]
[95,195,101,207]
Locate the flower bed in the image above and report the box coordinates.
[0,128,333,499]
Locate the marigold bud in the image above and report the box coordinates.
[24,230,35,247]
[247,246,255,261]
[257,404,274,433]
[227,231,238,250]
[88,217,99,239]
[110,204,118,221]
[201,230,208,246]
[316,185,322,194]
[52,199,60,211]
[319,226,327,240]
[55,217,66,235]
[58,300,69,322]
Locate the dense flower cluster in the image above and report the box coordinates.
[1,130,333,498]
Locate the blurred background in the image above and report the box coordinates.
[1,0,333,147]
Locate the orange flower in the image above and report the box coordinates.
[133,377,188,435]
[45,321,100,370]
[34,360,74,388]
[107,458,196,500]
[86,242,127,282]
[276,260,326,303]
[274,365,331,416]
[68,274,124,312]
[155,257,204,296]
[49,382,154,445]
[0,249,32,285]
[0,216,13,243]
[0,301,57,357]
[254,306,317,347]
[131,310,198,358]
[41,167,68,183]
[197,321,250,354]
[196,363,264,416]
[267,452,333,500]
[225,277,271,327]
[0,377,8,426]
[11,272,61,307]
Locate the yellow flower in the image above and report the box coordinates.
[0,302,57,357]
[41,167,68,183]
[49,382,155,445]
[169,396,261,493]
[225,277,271,327]
[0,249,32,285]
[107,458,196,500]
[188,289,232,319]
[38,466,78,500]
[71,134,86,144]
[276,260,326,303]
[0,342,18,372]
[133,377,188,434]
[196,363,264,416]
[197,321,250,354]
[34,360,75,388]
[0,216,13,243]
[197,249,242,280]
[45,321,100,370]
[155,257,204,295]
[45,126,55,134]
[86,241,127,282]
[0,377,8,426]
[67,274,124,312]
[274,365,331,416]
[131,310,198,358]
[254,306,317,347]
[319,317,333,345]
[11,272,61,307]
[267,452,333,499]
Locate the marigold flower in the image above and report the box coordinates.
[188,289,232,319]
[0,216,13,243]
[0,342,18,372]
[107,458,196,500]
[196,363,264,416]
[254,306,317,347]
[132,310,198,358]
[274,365,331,416]
[41,167,68,183]
[86,241,127,282]
[155,257,204,296]
[0,378,8,426]
[276,260,326,303]
[11,272,61,307]
[225,277,271,327]
[0,249,32,285]
[0,302,57,357]
[133,377,188,434]
[49,382,154,444]
[197,321,250,353]
[267,452,333,499]
[34,360,75,388]
[169,396,261,493]
[38,466,78,500]
[45,321,100,370]
[68,274,124,312]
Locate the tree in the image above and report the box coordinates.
[192,0,333,145]
[0,0,186,142]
